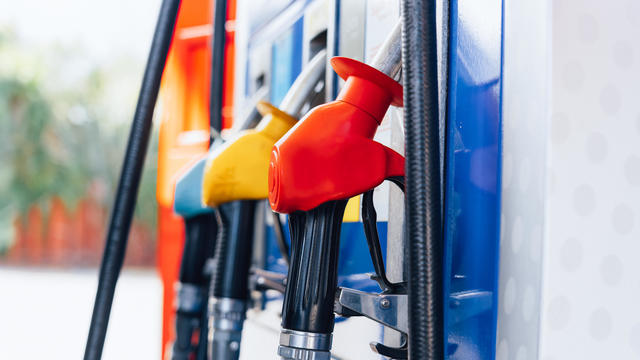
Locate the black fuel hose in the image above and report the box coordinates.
[401,0,444,359]
[209,0,227,132]
[83,1,181,359]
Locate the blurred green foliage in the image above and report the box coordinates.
[0,27,158,252]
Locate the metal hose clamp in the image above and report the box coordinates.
[210,297,246,331]
[278,329,332,360]
[175,283,204,314]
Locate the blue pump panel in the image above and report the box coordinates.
[264,218,386,294]
[443,0,504,358]
[174,155,214,218]
[270,18,303,105]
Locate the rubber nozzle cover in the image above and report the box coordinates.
[268,57,405,213]
[202,101,297,207]
[173,153,214,218]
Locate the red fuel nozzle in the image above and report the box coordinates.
[269,57,405,213]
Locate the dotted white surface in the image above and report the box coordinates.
[501,0,640,359]
[497,0,550,359]
[538,0,640,358]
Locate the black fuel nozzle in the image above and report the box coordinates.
[200,48,328,360]
[172,213,217,360]
[278,199,348,360]
[172,154,221,360]
[207,200,256,360]
[269,20,404,360]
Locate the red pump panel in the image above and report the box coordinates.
[269,57,405,213]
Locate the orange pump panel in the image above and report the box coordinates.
[155,0,235,358]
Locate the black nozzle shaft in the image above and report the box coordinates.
[207,200,256,360]
[180,213,218,285]
[211,200,257,299]
[281,200,347,334]
[172,213,217,360]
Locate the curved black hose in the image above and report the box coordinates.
[362,182,407,294]
[83,1,181,359]
[401,0,444,359]
[272,211,290,264]
[209,0,227,132]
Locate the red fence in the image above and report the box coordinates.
[2,196,155,268]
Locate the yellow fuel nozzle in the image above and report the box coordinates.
[201,101,297,207]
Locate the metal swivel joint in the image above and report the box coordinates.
[268,24,404,360]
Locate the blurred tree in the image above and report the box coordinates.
[0,27,158,254]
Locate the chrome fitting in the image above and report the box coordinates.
[278,329,332,360]
[207,297,247,360]
[175,282,204,314]
[209,297,246,331]
[277,345,330,360]
[279,329,332,351]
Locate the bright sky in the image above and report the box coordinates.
[0,0,164,126]
[0,0,161,65]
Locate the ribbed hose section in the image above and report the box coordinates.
[83,1,181,359]
[401,0,444,359]
[211,207,230,298]
[210,201,256,299]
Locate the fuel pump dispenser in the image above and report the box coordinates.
[200,50,326,360]
[269,24,409,360]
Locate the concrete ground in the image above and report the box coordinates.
[0,267,163,359]
[0,267,382,359]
